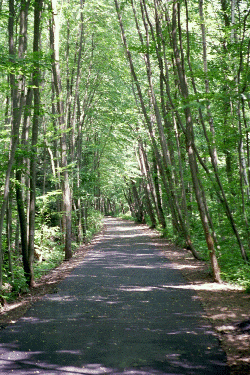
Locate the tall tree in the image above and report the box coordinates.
[27,0,43,286]
[50,0,72,260]
[0,0,29,288]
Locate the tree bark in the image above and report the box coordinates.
[184,0,248,261]
[139,141,166,228]
[137,143,157,228]
[172,1,221,282]
[50,0,72,260]
[130,180,145,223]
[6,196,14,282]
[0,0,28,288]
[128,0,202,258]
[27,0,43,287]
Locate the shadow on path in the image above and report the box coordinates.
[0,218,229,374]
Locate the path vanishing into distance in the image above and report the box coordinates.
[0,217,229,375]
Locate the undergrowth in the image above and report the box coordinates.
[1,210,104,303]
[2,209,250,304]
[118,211,133,221]
[157,216,250,290]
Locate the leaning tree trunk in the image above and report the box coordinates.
[139,140,166,228]
[172,1,221,282]
[184,0,248,262]
[127,0,201,258]
[130,180,145,223]
[115,0,181,234]
[50,0,72,260]
[137,142,157,228]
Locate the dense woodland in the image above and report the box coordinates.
[0,0,250,298]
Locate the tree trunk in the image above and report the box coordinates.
[137,144,157,228]
[152,155,166,229]
[16,88,33,285]
[172,1,221,282]
[139,141,166,228]
[130,180,144,223]
[6,197,14,282]
[184,0,248,261]
[132,0,202,257]
[0,0,28,288]
[50,0,72,260]
[27,0,43,287]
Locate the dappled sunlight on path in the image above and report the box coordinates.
[0,218,229,374]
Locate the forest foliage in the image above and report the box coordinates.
[0,0,250,300]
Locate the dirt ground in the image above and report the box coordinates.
[150,232,250,375]
[0,223,249,374]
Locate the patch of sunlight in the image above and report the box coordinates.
[161,283,244,291]
[1,301,23,313]
[0,350,44,362]
[57,363,170,374]
[119,286,160,292]
[241,355,250,363]
[0,351,43,361]
[57,364,112,374]
[164,354,206,370]
[20,317,40,322]
[118,234,146,238]
[133,253,155,257]
[111,226,134,232]
[106,264,158,270]
[168,263,202,270]
[86,295,108,302]
[211,312,237,320]
[106,301,121,304]
[104,233,145,239]
[55,350,82,355]
[47,295,78,302]
[102,235,119,239]
[216,325,236,332]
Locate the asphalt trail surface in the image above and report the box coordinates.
[0,217,229,374]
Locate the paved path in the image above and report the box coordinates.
[0,218,229,374]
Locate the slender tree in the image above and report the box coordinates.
[27,0,43,286]
[50,0,72,260]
